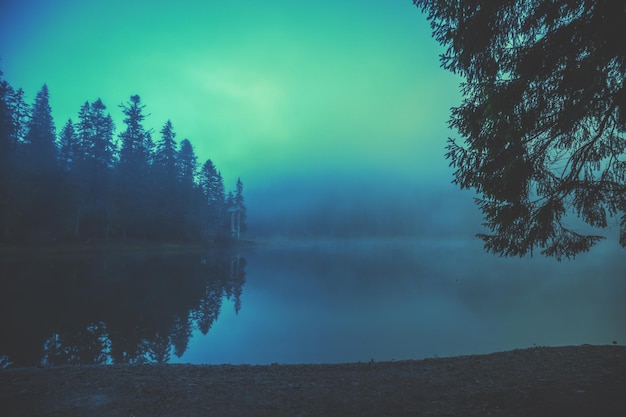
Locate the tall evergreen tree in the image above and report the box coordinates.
[0,78,30,241]
[199,159,225,239]
[117,95,153,239]
[0,78,16,154]
[234,177,247,234]
[56,118,81,239]
[87,99,116,171]
[151,120,179,238]
[176,138,203,240]
[24,84,57,172]
[7,87,30,146]
[20,84,59,240]
[75,102,92,159]
[177,139,197,186]
[119,95,152,172]
[154,120,177,179]
[0,74,16,241]
[58,119,76,172]
[72,99,116,240]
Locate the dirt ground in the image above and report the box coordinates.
[1,345,625,417]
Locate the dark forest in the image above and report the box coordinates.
[0,74,247,245]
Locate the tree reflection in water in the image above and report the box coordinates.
[0,250,246,367]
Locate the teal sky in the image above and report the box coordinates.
[0,0,462,190]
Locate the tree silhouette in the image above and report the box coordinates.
[414,0,626,259]
[0,77,32,241]
[7,86,30,147]
[153,120,178,185]
[199,159,226,239]
[73,99,116,239]
[24,85,57,172]
[177,138,197,185]
[58,119,76,172]
[0,75,16,241]
[234,177,248,234]
[117,95,153,239]
[0,70,246,244]
[151,120,180,239]
[177,138,204,240]
[20,85,59,240]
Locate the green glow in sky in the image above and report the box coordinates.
[0,0,462,188]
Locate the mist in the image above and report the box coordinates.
[245,170,483,240]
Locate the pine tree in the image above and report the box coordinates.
[199,159,225,239]
[119,95,151,172]
[176,139,203,240]
[58,119,76,172]
[24,84,57,173]
[0,79,15,154]
[117,95,153,239]
[17,84,59,240]
[88,99,116,172]
[154,120,177,179]
[56,118,81,239]
[151,120,179,239]
[414,0,626,259]
[7,87,30,146]
[75,99,116,184]
[75,102,92,159]
[0,74,16,241]
[66,99,118,240]
[0,78,32,241]
[177,139,197,186]
[234,177,247,234]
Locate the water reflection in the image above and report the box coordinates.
[0,251,246,367]
[2,239,625,367]
[175,239,626,365]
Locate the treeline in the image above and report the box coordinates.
[0,72,246,244]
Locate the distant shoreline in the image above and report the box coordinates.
[0,239,260,260]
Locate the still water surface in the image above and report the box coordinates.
[1,239,624,367]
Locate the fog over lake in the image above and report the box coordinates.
[3,226,624,367]
[176,238,625,365]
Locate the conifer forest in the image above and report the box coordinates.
[0,74,247,245]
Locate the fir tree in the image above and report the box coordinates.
[24,84,57,173]
[117,95,153,239]
[414,0,626,259]
[151,120,180,239]
[176,139,204,240]
[0,74,16,241]
[199,159,225,239]
[73,99,116,239]
[17,84,59,240]
[234,177,247,234]
[7,87,30,146]
[177,139,197,186]
[154,120,178,180]
[58,119,77,172]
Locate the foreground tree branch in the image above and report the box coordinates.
[415,0,626,259]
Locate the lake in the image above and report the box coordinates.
[1,239,624,367]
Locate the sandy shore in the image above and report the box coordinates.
[1,345,625,417]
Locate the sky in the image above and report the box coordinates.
[0,0,462,193]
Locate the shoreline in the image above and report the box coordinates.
[2,345,625,416]
[0,239,261,261]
